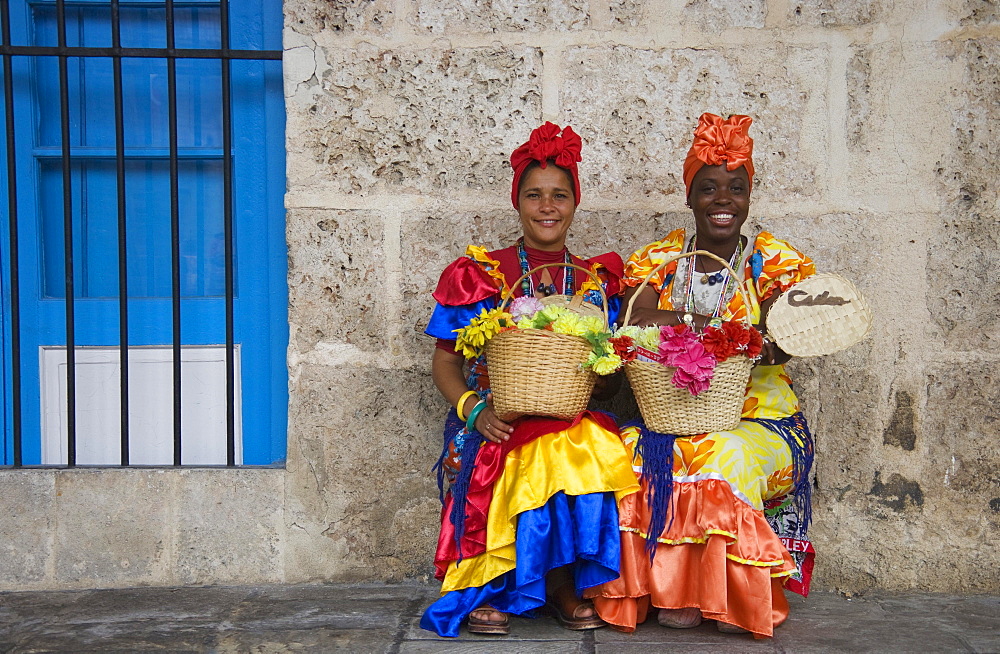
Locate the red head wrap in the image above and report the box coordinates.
[682,113,755,198]
[509,122,582,209]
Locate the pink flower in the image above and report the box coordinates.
[658,325,701,365]
[668,341,717,396]
[509,295,544,321]
[672,369,713,396]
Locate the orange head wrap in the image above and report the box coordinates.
[510,122,582,209]
[682,113,755,198]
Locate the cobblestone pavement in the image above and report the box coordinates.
[0,583,997,653]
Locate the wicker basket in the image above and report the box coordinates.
[538,292,604,319]
[621,250,755,435]
[485,263,608,421]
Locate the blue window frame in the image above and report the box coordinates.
[0,0,287,465]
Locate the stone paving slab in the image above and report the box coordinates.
[0,583,997,653]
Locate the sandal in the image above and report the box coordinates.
[544,598,606,631]
[467,606,509,635]
[716,620,750,634]
[657,607,703,629]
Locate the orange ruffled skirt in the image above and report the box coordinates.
[586,422,799,638]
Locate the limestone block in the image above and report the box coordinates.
[561,45,825,202]
[52,470,170,586]
[0,471,54,587]
[790,350,885,591]
[915,361,1000,591]
[290,44,542,196]
[683,0,766,31]
[807,349,882,476]
[410,0,589,33]
[925,362,1000,519]
[287,208,386,353]
[609,0,646,28]
[788,0,886,26]
[928,39,1000,352]
[808,356,1000,593]
[174,469,284,585]
[845,43,955,206]
[285,0,394,36]
[747,213,883,286]
[959,0,1000,24]
[285,363,444,581]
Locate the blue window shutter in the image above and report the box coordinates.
[1,0,286,465]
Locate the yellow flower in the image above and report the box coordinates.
[550,312,586,337]
[538,305,569,324]
[516,316,536,330]
[578,316,605,334]
[614,325,641,340]
[454,308,514,358]
[636,326,660,351]
[588,353,623,375]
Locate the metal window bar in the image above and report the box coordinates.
[0,0,281,468]
[219,0,236,467]
[110,0,129,465]
[56,0,77,466]
[0,1,21,466]
[166,0,182,466]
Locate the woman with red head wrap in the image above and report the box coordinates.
[419,123,638,638]
[586,113,818,638]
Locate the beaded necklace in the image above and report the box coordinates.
[516,238,573,297]
[682,234,744,318]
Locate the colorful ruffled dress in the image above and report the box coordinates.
[586,229,816,638]
[420,242,640,638]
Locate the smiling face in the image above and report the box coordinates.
[517,163,577,251]
[688,164,751,248]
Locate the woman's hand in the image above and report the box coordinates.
[757,334,792,367]
[623,285,709,329]
[755,293,792,366]
[473,394,513,443]
[628,306,674,327]
[629,306,711,330]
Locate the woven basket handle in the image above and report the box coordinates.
[621,249,754,328]
[501,263,610,330]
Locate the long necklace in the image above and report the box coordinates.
[516,238,573,297]
[683,235,744,317]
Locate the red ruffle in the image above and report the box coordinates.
[433,411,618,579]
[431,257,501,306]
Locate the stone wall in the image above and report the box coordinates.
[2,0,996,594]
[283,0,999,594]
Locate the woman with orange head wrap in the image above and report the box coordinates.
[587,113,817,637]
[419,123,639,638]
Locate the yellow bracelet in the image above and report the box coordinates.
[455,390,478,421]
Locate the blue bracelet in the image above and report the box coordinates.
[465,400,488,433]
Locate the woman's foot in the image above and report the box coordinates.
[467,606,509,635]
[657,607,703,629]
[545,579,605,630]
[716,620,750,634]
